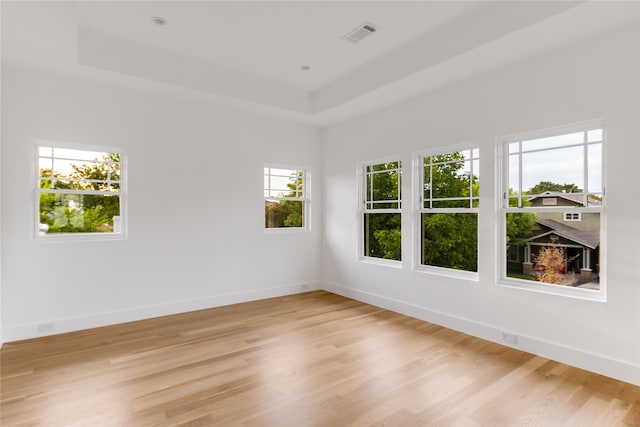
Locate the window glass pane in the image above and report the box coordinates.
[508,154,520,205]
[265,170,303,199]
[432,199,472,209]
[264,167,307,229]
[39,146,53,157]
[365,162,400,208]
[505,212,599,290]
[37,146,124,237]
[267,168,293,177]
[269,175,295,195]
[364,213,401,261]
[109,160,121,180]
[472,159,480,197]
[39,193,121,234]
[53,147,108,162]
[431,161,470,200]
[509,142,519,154]
[265,200,304,228]
[522,131,583,152]
[57,159,92,176]
[422,213,477,272]
[521,145,584,195]
[425,151,478,208]
[587,129,603,143]
[588,143,602,194]
[39,158,53,176]
[371,170,399,201]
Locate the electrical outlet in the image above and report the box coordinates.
[301,284,309,290]
[38,322,55,333]
[501,332,518,345]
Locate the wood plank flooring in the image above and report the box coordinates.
[1,290,639,426]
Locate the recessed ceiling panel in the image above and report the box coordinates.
[77,1,481,91]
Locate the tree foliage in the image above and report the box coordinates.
[528,181,581,194]
[534,245,579,285]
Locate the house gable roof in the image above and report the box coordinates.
[533,218,600,249]
[528,191,602,207]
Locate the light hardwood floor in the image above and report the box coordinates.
[1,291,639,426]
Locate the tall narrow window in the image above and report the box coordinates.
[361,161,402,261]
[502,124,603,293]
[419,148,479,273]
[264,166,308,230]
[36,144,125,239]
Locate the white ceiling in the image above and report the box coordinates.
[2,1,639,127]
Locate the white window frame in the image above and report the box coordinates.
[358,157,402,266]
[34,141,127,242]
[264,164,310,233]
[414,145,480,281]
[498,121,605,301]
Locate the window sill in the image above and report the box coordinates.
[413,265,479,282]
[264,227,309,235]
[498,278,606,302]
[35,232,126,243]
[359,256,403,268]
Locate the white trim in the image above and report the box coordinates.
[500,119,605,145]
[413,264,479,282]
[264,227,307,235]
[359,256,403,268]
[498,277,605,302]
[3,281,323,343]
[322,281,638,386]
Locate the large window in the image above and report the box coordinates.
[36,144,125,239]
[361,161,402,261]
[418,148,479,274]
[501,123,604,294]
[264,166,308,230]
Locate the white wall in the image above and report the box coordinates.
[1,69,322,341]
[322,26,640,384]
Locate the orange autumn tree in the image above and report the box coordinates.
[534,245,579,285]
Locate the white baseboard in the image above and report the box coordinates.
[4,279,638,386]
[322,281,640,386]
[2,281,321,343]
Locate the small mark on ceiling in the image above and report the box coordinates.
[151,16,168,26]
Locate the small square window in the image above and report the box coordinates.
[564,212,581,221]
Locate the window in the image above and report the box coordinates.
[264,166,308,230]
[418,148,479,274]
[564,212,581,221]
[36,144,125,239]
[361,160,402,261]
[501,123,603,294]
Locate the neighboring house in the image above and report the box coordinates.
[508,192,600,283]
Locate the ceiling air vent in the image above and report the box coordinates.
[343,22,378,43]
